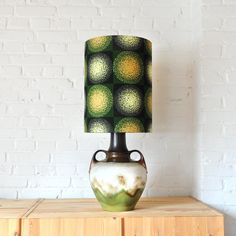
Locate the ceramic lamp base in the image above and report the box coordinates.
[90,162,147,212]
[89,133,147,212]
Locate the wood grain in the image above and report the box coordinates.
[124,216,224,236]
[22,217,122,236]
[24,197,223,218]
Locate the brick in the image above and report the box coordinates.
[43,66,63,77]
[134,18,152,30]
[202,0,222,4]
[7,103,54,116]
[112,18,133,29]
[15,6,56,16]
[202,6,236,17]
[61,188,93,198]
[223,45,236,58]
[31,129,70,140]
[93,0,110,6]
[23,66,43,76]
[54,104,82,116]
[24,43,45,53]
[0,31,34,42]
[36,140,56,152]
[203,31,236,44]
[0,138,14,152]
[32,78,72,89]
[71,18,91,29]
[56,165,76,176]
[62,89,82,103]
[202,17,222,30]
[142,6,181,17]
[0,176,27,187]
[20,117,40,128]
[223,151,236,164]
[200,44,222,58]
[0,129,27,138]
[46,43,67,53]
[223,18,236,31]
[51,152,85,164]
[0,164,12,175]
[18,89,40,102]
[3,42,24,53]
[36,31,77,42]
[41,117,63,128]
[51,18,71,29]
[15,140,35,151]
[71,177,90,187]
[10,54,51,65]
[56,140,77,151]
[102,7,139,17]
[92,18,112,29]
[39,89,62,103]
[224,177,236,191]
[0,189,17,198]
[7,17,29,29]
[30,18,51,29]
[13,165,35,175]
[0,66,22,76]
[58,6,98,17]
[0,18,6,29]
[35,165,56,176]
[0,6,13,16]
[52,54,80,65]
[201,177,223,190]
[7,152,50,164]
[29,176,70,187]
[18,188,61,198]
[67,43,83,53]
[0,117,18,128]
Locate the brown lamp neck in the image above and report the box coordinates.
[108,133,128,152]
[107,133,129,162]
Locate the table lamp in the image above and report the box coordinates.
[84,35,152,211]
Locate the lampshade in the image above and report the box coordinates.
[84,35,152,133]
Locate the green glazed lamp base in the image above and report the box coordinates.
[93,188,144,212]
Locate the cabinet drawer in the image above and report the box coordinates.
[22,217,122,236]
[123,216,224,236]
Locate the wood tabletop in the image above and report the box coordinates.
[19,197,223,219]
[0,199,38,219]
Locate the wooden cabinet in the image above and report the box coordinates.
[0,199,38,236]
[0,197,224,236]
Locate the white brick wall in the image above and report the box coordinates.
[0,0,235,234]
[192,0,236,235]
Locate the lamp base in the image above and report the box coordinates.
[89,133,147,212]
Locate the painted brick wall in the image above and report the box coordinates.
[0,0,194,199]
[1,0,235,234]
[193,0,236,236]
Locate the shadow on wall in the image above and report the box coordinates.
[140,45,195,197]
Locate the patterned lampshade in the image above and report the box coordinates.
[84,35,152,133]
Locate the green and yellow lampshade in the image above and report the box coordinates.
[84,35,152,133]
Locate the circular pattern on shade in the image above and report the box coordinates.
[145,88,152,118]
[85,35,152,133]
[115,85,143,116]
[114,35,142,50]
[87,85,113,117]
[88,53,112,83]
[87,36,112,52]
[147,60,152,85]
[114,51,143,84]
[145,40,152,56]
[115,118,144,133]
[88,118,112,133]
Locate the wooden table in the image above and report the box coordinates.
[0,197,224,236]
